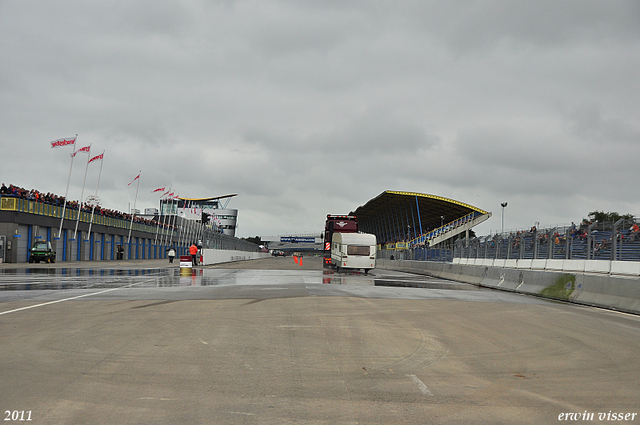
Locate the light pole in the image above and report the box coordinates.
[501,202,508,234]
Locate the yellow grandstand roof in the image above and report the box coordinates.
[351,190,489,230]
[178,194,238,202]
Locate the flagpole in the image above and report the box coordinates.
[176,198,183,248]
[187,199,194,245]
[166,196,172,247]
[154,208,161,245]
[185,199,191,245]
[176,197,185,249]
[159,191,168,247]
[128,170,141,244]
[159,194,166,247]
[169,195,178,247]
[160,187,172,247]
[73,145,91,240]
[153,186,168,246]
[87,151,104,241]
[198,206,204,244]
[166,196,173,247]
[57,134,77,239]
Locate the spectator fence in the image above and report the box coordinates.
[453,220,640,262]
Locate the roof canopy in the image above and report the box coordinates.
[351,191,489,240]
[178,194,237,202]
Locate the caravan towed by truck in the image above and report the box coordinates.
[323,214,359,267]
[331,232,376,273]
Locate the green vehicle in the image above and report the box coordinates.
[29,241,56,263]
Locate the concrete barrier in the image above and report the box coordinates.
[530,259,547,270]
[562,260,585,273]
[448,257,640,277]
[610,261,640,276]
[202,249,270,265]
[574,274,640,312]
[584,260,611,274]
[518,259,533,269]
[377,259,640,315]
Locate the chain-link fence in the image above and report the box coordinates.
[378,247,453,262]
[454,219,640,262]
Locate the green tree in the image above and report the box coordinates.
[242,236,262,245]
[582,211,634,224]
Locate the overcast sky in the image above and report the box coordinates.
[1,1,639,238]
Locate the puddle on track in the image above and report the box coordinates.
[0,267,478,292]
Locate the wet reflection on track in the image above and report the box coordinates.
[0,267,477,292]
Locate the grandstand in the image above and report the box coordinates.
[351,190,492,250]
[454,219,640,262]
[0,183,258,263]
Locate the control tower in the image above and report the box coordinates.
[160,194,238,237]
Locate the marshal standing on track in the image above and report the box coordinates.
[189,243,199,266]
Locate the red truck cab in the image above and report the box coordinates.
[323,214,358,267]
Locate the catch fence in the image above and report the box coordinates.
[454,220,640,262]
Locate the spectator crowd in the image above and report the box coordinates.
[0,183,176,230]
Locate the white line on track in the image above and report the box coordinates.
[407,374,433,396]
[0,275,161,316]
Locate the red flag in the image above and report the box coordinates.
[73,145,91,157]
[152,187,165,193]
[50,136,76,149]
[89,152,104,163]
[128,173,140,186]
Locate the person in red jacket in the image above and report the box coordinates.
[189,243,199,266]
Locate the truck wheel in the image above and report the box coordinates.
[51,258,55,263]
[29,257,34,263]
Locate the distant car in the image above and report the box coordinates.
[29,241,56,263]
[271,250,285,257]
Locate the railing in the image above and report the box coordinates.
[1,196,172,236]
[0,195,261,253]
[409,211,484,247]
[378,247,452,262]
[454,220,640,262]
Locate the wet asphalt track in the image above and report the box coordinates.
[0,256,639,424]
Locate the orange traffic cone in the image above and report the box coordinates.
[294,256,298,263]
[299,258,303,266]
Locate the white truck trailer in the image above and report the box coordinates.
[331,232,377,273]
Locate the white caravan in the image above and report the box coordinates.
[331,232,377,273]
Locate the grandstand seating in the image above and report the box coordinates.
[453,222,640,263]
[410,211,490,248]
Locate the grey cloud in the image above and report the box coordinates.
[2,1,640,237]
[563,105,640,145]
[421,1,640,53]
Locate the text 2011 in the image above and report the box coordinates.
[4,411,32,421]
